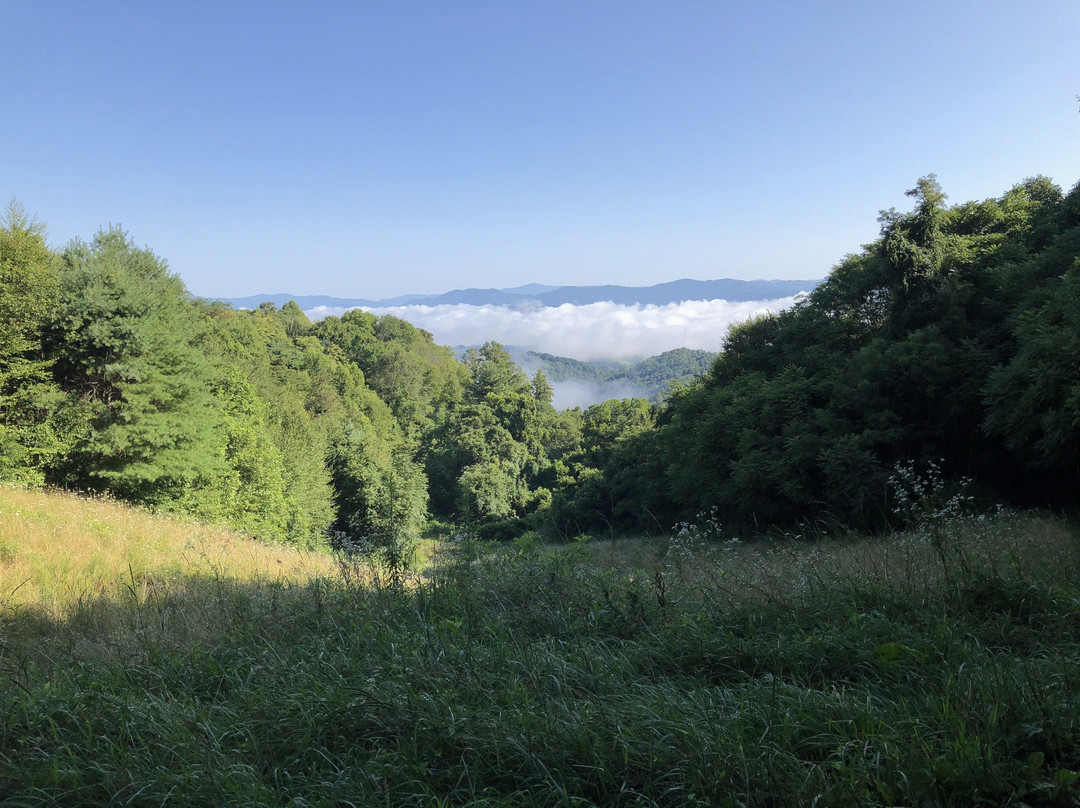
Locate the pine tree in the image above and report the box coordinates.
[0,203,66,484]
[47,228,220,502]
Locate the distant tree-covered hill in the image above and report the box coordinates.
[508,347,716,407]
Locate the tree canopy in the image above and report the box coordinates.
[1,174,1078,549]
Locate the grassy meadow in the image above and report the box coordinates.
[0,485,335,610]
[2,488,1080,806]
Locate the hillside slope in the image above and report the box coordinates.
[0,486,332,609]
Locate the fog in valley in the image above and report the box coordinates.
[532,378,652,411]
[305,296,805,362]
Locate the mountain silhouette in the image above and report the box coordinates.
[218,277,819,311]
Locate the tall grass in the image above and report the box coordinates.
[1,489,1079,806]
[0,485,333,611]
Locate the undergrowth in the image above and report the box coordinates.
[1,490,1080,806]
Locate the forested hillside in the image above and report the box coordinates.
[645,175,1080,533]
[514,347,716,404]
[0,209,649,548]
[1,173,1078,548]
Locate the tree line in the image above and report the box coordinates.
[1,173,1078,548]
[629,174,1080,534]
[0,211,655,550]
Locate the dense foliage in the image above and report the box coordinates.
[1,174,1078,548]
[0,212,647,549]
[0,204,65,485]
[643,175,1080,533]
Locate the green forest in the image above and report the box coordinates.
[2,173,1079,551]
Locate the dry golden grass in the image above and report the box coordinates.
[0,484,335,612]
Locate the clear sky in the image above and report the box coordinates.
[2,1,1077,300]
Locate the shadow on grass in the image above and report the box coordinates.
[2,513,1080,807]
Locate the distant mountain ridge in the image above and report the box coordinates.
[218,277,818,311]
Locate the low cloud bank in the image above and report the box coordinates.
[306,296,805,361]
[545,380,651,410]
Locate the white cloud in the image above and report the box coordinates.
[305,296,804,361]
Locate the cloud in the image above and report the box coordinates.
[305,296,804,361]
[545,380,652,410]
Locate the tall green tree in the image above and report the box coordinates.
[0,203,65,484]
[313,309,465,440]
[177,368,292,541]
[424,342,559,526]
[547,397,660,534]
[46,228,220,502]
[329,423,428,562]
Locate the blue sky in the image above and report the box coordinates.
[2,1,1077,300]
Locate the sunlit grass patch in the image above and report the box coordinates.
[0,485,334,612]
